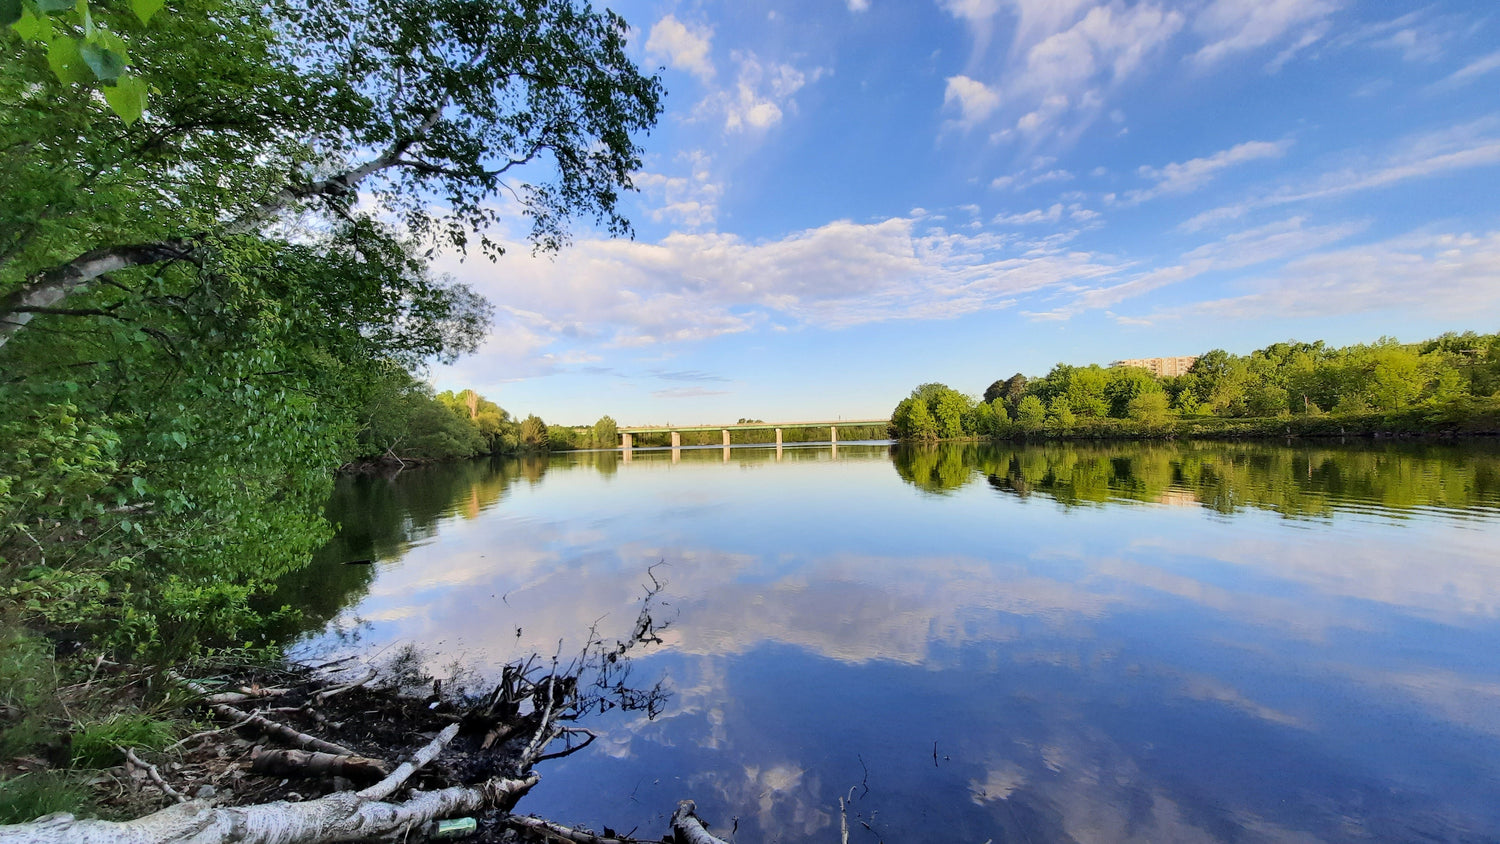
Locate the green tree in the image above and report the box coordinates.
[520,415,548,449]
[1016,395,1047,431]
[932,389,972,438]
[905,400,939,441]
[1127,391,1170,424]
[1047,395,1076,428]
[1,0,663,350]
[593,415,619,449]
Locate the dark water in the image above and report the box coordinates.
[282,441,1500,843]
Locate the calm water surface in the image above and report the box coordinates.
[279,441,1500,843]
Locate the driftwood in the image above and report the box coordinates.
[123,747,187,804]
[670,800,730,844]
[248,747,391,784]
[0,775,539,844]
[505,814,648,843]
[175,675,355,756]
[0,725,537,844]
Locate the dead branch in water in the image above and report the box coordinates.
[670,800,731,844]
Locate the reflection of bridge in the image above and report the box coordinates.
[617,419,889,449]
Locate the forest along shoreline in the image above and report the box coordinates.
[888,332,1500,444]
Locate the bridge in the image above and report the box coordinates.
[617,419,889,449]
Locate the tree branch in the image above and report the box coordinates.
[0,242,193,349]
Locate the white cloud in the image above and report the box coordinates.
[1171,230,1500,321]
[993,204,1063,225]
[1191,0,1339,68]
[1183,122,1500,230]
[704,52,824,133]
[1433,51,1500,90]
[846,0,870,11]
[652,387,732,399]
[1331,11,1453,65]
[645,15,716,82]
[1041,216,1364,317]
[1126,139,1290,203]
[991,157,1074,192]
[633,150,724,228]
[430,216,1121,359]
[943,75,1001,126]
[942,2,1183,146]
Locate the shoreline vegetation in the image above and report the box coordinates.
[891,332,1500,444]
[1,0,681,835]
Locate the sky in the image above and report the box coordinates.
[428,0,1500,426]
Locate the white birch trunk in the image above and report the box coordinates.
[0,775,537,844]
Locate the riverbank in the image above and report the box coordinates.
[0,626,723,843]
[966,398,1500,443]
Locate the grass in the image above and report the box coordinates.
[0,771,95,824]
[70,713,176,767]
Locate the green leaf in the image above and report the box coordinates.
[1,0,22,27]
[46,36,92,85]
[103,71,147,123]
[129,0,162,24]
[81,42,125,82]
[74,0,93,35]
[35,0,72,12]
[10,5,53,40]
[170,430,187,448]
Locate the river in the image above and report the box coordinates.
[276,440,1500,843]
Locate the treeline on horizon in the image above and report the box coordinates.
[354,376,622,463]
[891,331,1500,440]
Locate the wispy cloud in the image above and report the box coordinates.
[1160,230,1500,322]
[652,370,730,383]
[939,0,1183,147]
[1182,122,1500,231]
[1190,0,1339,68]
[1029,216,1364,319]
[652,387,732,399]
[633,150,723,228]
[1431,50,1500,91]
[1124,139,1290,204]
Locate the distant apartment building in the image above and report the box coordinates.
[1110,355,1198,378]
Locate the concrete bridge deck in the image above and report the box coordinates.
[617,419,889,449]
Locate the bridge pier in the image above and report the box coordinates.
[775,427,782,446]
[722,429,730,447]
[830,426,838,444]
[621,432,633,449]
[671,431,681,448]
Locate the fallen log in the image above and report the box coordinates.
[505,814,648,843]
[670,800,730,844]
[248,748,391,784]
[0,775,539,844]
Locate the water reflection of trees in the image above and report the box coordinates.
[894,441,1500,517]
[264,457,529,638]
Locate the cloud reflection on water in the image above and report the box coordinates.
[289,442,1500,842]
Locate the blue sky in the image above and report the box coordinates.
[429,0,1500,425]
